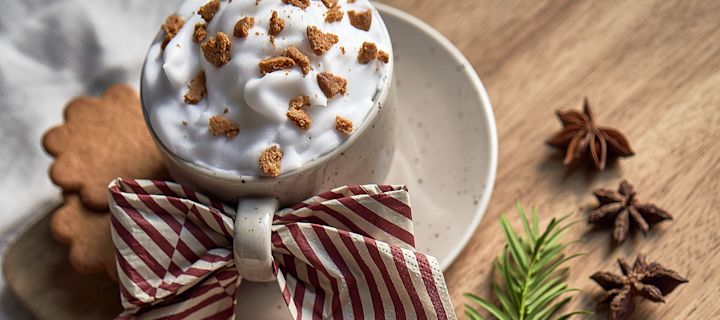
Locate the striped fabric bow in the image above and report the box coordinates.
[109,179,456,320]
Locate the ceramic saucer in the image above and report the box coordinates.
[234,4,498,318]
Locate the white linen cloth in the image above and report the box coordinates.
[0,0,180,317]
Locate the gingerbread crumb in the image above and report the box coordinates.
[193,23,207,43]
[287,108,312,130]
[184,71,207,104]
[357,41,378,64]
[269,11,285,36]
[335,116,353,135]
[161,15,185,49]
[282,0,309,9]
[307,26,339,55]
[283,46,312,75]
[340,46,346,54]
[202,32,232,67]
[259,145,283,177]
[317,72,347,98]
[199,0,220,22]
[348,10,372,31]
[322,0,338,7]
[325,6,343,23]
[234,17,255,38]
[259,56,296,75]
[289,95,311,109]
[377,50,390,63]
[208,115,239,138]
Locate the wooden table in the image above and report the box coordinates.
[377,0,720,318]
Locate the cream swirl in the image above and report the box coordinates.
[141,0,392,176]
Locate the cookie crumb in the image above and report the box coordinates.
[357,41,378,64]
[325,6,343,23]
[193,23,207,43]
[234,17,255,38]
[202,32,232,67]
[161,15,185,49]
[182,121,188,126]
[199,0,220,22]
[307,26,339,55]
[184,71,207,104]
[340,46,346,54]
[377,50,390,63]
[223,107,229,114]
[209,115,239,138]
[335,116,353,135]
[289,95,310,109]
[259,56,296,75]
[348,10,372,31]
[322,0,338,7]
[347,0,356,3]
[317,72,347,98]
[282,0,309,9]
[259,145,283,177]
[283,46,312,75]
[269,11,285,36]
[287,108,312,129]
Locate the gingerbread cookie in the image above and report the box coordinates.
[51,195,117,279]
[42,84,167,211]
[44,84,168,278]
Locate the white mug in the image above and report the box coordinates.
[141,54,396,281]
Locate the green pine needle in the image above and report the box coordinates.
[464,203,591,320]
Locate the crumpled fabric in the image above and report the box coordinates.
[0,0,178,234]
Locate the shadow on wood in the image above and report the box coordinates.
[3,210,121,320]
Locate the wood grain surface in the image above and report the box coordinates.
[3,212,121,319]
[4,1,720,319]
[376,0,720,318]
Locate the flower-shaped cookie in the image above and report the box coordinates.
[42,84,167,211]
[43,84,168,277]
[51,195,117,279]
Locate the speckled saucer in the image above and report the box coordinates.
[235,4,498,318]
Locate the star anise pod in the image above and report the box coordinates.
[591,254,688,320]
[547,98,634,170]
[589,180,673,243]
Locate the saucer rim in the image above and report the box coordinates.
[375,3,499,270]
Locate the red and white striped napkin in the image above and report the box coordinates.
[109,179,456,320]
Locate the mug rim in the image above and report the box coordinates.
[140,14,394,183]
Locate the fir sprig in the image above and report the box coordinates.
[464,204,590,320]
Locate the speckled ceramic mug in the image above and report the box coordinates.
[143,67,396,206]
[141,58,395,281]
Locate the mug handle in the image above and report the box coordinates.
[233,197,279,282]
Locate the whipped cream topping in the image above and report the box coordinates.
[142,0,392,176]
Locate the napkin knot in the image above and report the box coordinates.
[109,178,457,320]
